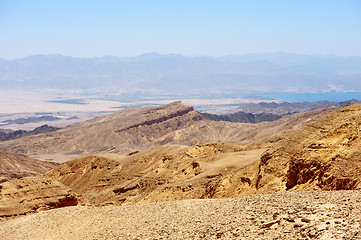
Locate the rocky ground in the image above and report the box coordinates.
[0,177,79,218]
[0,190,360,239]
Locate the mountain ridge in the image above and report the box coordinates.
[0,125,60,142]
[235,99,361,115]
[0,151,59,183]
[0,101,336,162]
[0,103,360,238]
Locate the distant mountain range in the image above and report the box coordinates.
[0,125,60,142]
[235,99,361,115]
[199,99,361,123]
[1,53,361,93]
[200,111,282,123]
[1,116,60,125]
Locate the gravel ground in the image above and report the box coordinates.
[0,190,360,239]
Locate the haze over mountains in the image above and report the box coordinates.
[1,0,361,237]
[1,53,361,93]
[235,99,361,115]
[1,52,361,239]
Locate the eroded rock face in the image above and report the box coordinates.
[0,102,204,159]
[0,177,79,220]
[46,143,263,206]
[257,104,361,192]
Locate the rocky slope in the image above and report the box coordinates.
[46,143,263,205]
[0,190,360,239]
[0,103,361,233]
[43,104,361,207]
[0,101,336,162]
[256,103,361,193]
[0,177,79,220]
[0,151,58,183]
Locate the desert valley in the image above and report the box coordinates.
[0,100,360,239]
[1,1,361,239]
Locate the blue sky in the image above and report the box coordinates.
[0,0,360,59]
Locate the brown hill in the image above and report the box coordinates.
[44,105,361,207]
[255,103,361,193]
[0,151,58,183]
[0,101,336,162]
[0,177,79,220]
[46,143,263,205]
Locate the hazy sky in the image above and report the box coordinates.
[1,0,360,59]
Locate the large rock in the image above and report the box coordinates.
[0,177,79,220]
[256,104,361,192]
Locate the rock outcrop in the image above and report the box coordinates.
[46,143,261,205]
[256,103,361,193]
[0,177,79,220]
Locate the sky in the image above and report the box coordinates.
[0,0,360,59]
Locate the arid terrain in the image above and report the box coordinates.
[0,190,360,239]
[0,151,58,183]
[2,0,361,238]
[0,101,336,162]
[0,102,360,239]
